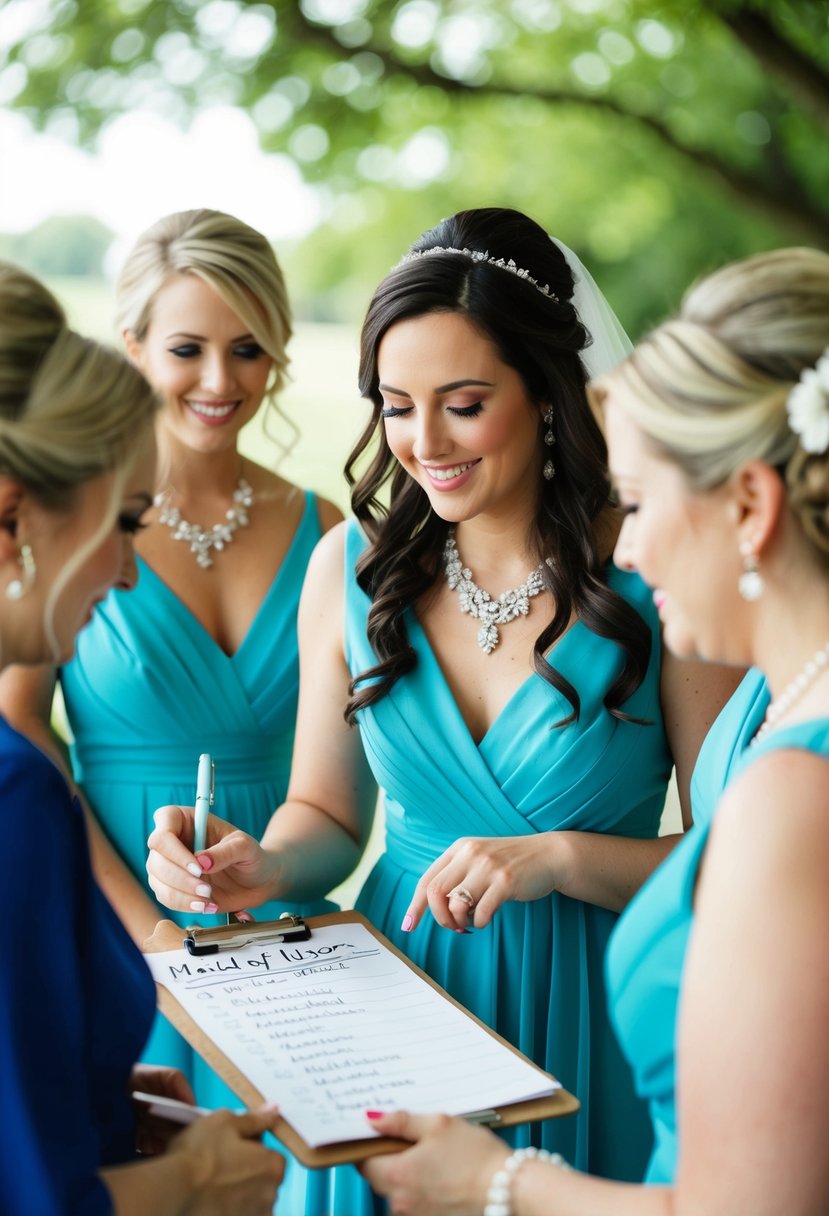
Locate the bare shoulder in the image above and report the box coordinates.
[0,662,58,723]
[660,653,747,827]
[709,746,829,875]
[661,652,746,733]
[302,519,349,596]
[243,463,344,533]
[315,495,345,533]
[298,520,350,650]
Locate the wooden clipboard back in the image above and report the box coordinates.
[144,910,579,1167]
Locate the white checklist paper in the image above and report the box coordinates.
[146,921,558,1146]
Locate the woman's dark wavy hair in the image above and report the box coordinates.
[344,207,651,726]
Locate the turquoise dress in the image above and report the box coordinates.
[60,489,336,1111]
[289,522,673,1215]
[606,668,770,1182]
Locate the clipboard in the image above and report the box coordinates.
[144,910,579,1167]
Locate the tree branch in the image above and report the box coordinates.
[283,6,829,246]
[717,5,829,132]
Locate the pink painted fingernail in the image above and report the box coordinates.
[401,913,414,932]
[366,1111,385,1120]
[204,902,219,914]
[196,854,213,871]
[234,910,254,923]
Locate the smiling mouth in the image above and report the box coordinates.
[187,400,239,419]
[422,460,479,481]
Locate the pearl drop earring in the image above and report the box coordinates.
[738,541,764,602]
[5,542,36,602]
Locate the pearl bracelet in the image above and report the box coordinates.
[483,1145,571,1216]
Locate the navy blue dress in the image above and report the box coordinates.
[0,715,156,1214]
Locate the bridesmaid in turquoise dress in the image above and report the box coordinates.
[58,487,338,1095]
[361,245,829,1216]
[605,666,769,1181]
[0,210,342,1113]
[148,209,738,1215]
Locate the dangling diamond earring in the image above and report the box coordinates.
[738,541,764,602]
[542,406,555,480]
[5,542,36,602]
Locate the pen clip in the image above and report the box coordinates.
[207,759,215,806]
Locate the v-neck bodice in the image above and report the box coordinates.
[406,610,588,749]
[62,489,320,781]
[132,488,318,663]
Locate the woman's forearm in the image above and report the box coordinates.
[100,1153,198,1216]
[511,1159,673,1216]
[258,799,372,902]
[551,830,679,912]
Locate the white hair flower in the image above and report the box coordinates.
[786,350,829,454]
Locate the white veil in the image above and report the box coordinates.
[551,237,632,379]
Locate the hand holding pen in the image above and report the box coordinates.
[146,753,281,917]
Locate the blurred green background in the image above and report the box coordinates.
[3,1,828,337]
[5,0,827,512]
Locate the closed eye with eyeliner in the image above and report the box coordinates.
[375,311,549,521]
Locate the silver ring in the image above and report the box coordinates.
[448,885,476,909]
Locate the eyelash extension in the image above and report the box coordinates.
[381,402,484,419]
[168,344,264,360]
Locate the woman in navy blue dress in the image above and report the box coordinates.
[0,264,283,1215]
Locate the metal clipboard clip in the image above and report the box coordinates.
[183,913,311,956]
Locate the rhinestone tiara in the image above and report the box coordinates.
[396,246,558,302]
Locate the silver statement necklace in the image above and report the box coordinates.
[444,528,546,655]
[753,640,829,744]
[153,476,255,569]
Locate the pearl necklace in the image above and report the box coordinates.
[753,640,829,744]
[444,529,546,655]
[153,477,255,570]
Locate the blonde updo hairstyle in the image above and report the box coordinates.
[115,209,294,458]
[591,247,829,561]
[0,262,159,654]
